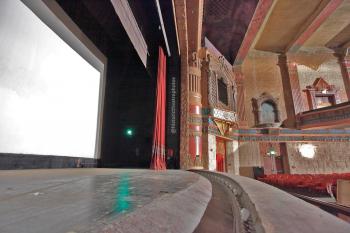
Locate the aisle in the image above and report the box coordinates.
[194,177,235,233]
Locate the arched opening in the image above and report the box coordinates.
[261,101,278,124]
[252,93,281,127]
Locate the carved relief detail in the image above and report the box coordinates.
[206,52,237,112]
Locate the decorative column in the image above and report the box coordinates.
[179,53,189,169]
[335,48,350,101]
[188,52,203,168]
[233,66,248,128]
[277,54,305,128]
[198,48,210,170]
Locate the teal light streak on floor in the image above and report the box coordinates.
[113,173,131,214]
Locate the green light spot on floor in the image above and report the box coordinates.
[113,174,131,214]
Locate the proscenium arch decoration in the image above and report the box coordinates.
[252,93,281,127]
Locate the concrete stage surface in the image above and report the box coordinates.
[0,169,211,233]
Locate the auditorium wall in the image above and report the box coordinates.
[242,52,287,127]
[238,141,262,167]
[286,142,350,174]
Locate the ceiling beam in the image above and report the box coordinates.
[173,0,188,57]
[155,0,171,56]
[287,0,344,53]
[234,0,275,65]
[186,0,204,54]
[111,0,148,66]
[326,23,350,50]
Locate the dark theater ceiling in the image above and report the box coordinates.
[202,0,259,64]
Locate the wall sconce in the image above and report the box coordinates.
[267,145,277,157]
[298,144,316,159]
[266,144,278,173]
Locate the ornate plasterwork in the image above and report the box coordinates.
[213,119,230,136]
[252,92,281,127]
[205,51,237,112]
[212,108,237,122]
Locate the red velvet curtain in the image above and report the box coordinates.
[150,47,167,170]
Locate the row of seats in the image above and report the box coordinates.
[258,173,350,195]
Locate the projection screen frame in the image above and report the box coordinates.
[19,0,107,159]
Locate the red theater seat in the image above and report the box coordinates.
[258,173,350,197]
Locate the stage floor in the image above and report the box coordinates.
[0,168,203,233]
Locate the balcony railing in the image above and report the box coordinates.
[296,102,350,129]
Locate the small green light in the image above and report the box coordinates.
[125,128,134,137]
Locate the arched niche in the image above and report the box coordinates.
[252,93,281,127]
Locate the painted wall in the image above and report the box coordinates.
[238,141,261,167]
[286,142,350,174]
[207,134,217,171]
[226,140,240,175]
[0,0,100,158]
[242,52,287,127]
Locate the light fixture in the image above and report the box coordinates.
[267,144,278,173]
[267,145,277,157]
[124,128,134,137]
[298,144,316,159]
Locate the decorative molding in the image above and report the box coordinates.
[206,128,350,142]
[238,128,350,135]
[235,128,350,142]
[213,119,230,136]
[238,135,350,142]
[203,126,350,142]
[212,108,237,122]
[202,107,237,123]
